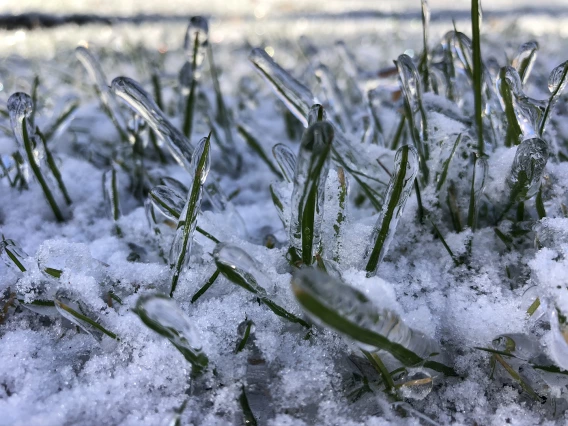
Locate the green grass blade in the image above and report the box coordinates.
[22,117,65,222]
[436,133,461,192]
[36,128,72,205]
[191,269,220,303]
[471,0,484,155]
[237,124,282,177]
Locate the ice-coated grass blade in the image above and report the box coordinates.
[111,76,194,170]
[291,268,455,375]
[536,185,546,219]
[147,184,219,243]
[213,243,310,328]
[43,99,79,142]
[75,46,128,141]
[36,129,72,205]
[272,143,297,183]
[395,55,429,182]
[135,293,208,376]
[182,17,209,139]
[436,133,462,192]
[471,0,484,155]
[170,136,211,297]
[497,66,523,146]
[30,75,39,127]
[363,145,419,276]
[540,60,568,135]
[314,63,352,131]
[501,137,549,218]
[512,41,539,85]
[269,183,289,229]
[54,289,117,341]
[235,319,254,353]
[1,236,28,272]
[332,167,348,262]
[467,155,488,231]
[21,115,65,222]
[102,167,121,235]
[361,349,395,393]
[191,269,220,303]
[418,0,433,92]
[239,385,258,426]
[249,47,315,126]
[237,124,282,177]
[289,121,334,266]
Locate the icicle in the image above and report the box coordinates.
[512,41,539,86]
[289,121,334,266]
[135,294,208,375]
[249,48,315,126]
[291,268,450,373]
[111,76,194,169]
[363,145,419,276]
[169,137,211,297]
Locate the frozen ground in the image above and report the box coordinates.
[1,1,568,425]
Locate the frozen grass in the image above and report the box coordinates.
[1,1,568,425]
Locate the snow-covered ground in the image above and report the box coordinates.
[1,1,568,425]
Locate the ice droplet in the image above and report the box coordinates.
[396,368,433,400]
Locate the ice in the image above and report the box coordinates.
[272,143,296,183]
[249,47,316,127]
[396,368,433,400]
[512,41,539,85]
[183,17,209,80]
[314,64,353,131]
[362,145,419,276]
[289,121,334,265]
[111,76,194,169]
[75,46,128,138]
[169,137,211,296]
[506,136,549,203]
[7,92,34,150]
[135,293,208,375]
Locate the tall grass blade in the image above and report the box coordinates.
[363,145,419,276]
[170,136,211,297]
[471,0,484,155]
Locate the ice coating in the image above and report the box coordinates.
[135,294,208,374]
[307,103,327,126]
[148,185,185,220]
[272,143,297,183]
[75,46,128,137]
[7,92,34,149]
[512,41,539,85]
[291,268,441,360]
[497,66,546,140]
[111,76,194,169]
[289,121,334,265]
[249,47,315,127]
[469,156,488,229]
[396,368,433,400]
[0,237,28,271]
[363,145,419,276]
[212,242,270,295]
[169,137,211,295]
[549,310,568,371]
[102,168,121,222]
[548,60,568,94]
[183,16,209,81]
[315,63,353,131]
[506,137,549,203]
[53,288,111,343]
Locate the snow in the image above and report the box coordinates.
[1,1,568,425]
